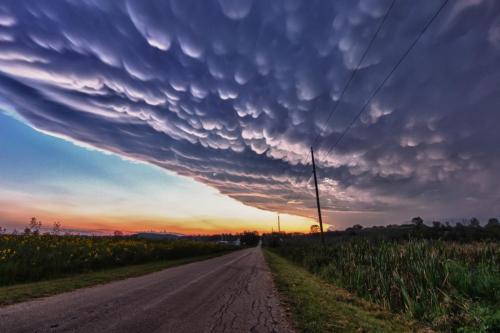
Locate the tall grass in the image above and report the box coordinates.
[0,235,232,285]
[271,239,499,331]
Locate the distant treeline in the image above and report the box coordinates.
[264,217,500,246]
[185,231,260,246]
[0,218,261,247]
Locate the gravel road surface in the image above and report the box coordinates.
[0,247,294,333]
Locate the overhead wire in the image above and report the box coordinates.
[310,0,397,152]
[296,0,397,176]
[278,0,450,218]
[281,0,398,207]
[320,0,450,163]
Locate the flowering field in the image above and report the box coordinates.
[269,238,500,332]
[0,235,232,286]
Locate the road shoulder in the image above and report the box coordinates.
[264,250,424,333]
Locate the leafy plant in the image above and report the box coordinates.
[269,238,499,332]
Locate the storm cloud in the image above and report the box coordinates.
[0,0,499,226]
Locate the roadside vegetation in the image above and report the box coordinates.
[264,218,500,332]
[0,219,234,286]
[264,250,418,332]
[0,253,227,306]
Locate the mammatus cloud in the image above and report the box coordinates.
[0,0,499,226]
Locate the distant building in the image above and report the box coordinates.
[217,237,241,246]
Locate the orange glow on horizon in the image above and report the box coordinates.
[0,199,313,235]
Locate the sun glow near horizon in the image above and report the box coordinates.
[0,112,314,235]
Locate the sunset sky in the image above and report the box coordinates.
[0,0,499,234]
[0,112,311,234]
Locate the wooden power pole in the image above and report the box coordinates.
[277,214,281,233]
[311,147,325,246]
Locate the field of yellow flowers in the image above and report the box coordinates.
[0,235,231,285]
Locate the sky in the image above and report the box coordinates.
[0,0,499,233]
[0,112,311,234]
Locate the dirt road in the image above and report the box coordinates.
[0,247,294,333]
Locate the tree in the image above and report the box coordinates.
[486,218,499,228]
[240,231,260,246]
[352,224,363,230]
[432,221,442,229]
[113,230,124,237]
[28,217,42,235]
[411,217,424,227]
[310,225,320,233]
[469,217,480,227]
[52,221,62,235]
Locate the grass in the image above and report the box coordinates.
[0,251,231,306]
[268,239,500,332]
[264,250,422,333]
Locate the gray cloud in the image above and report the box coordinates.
[0,0,499,227]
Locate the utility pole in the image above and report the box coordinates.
[311,146,325,246]
[277,214,281,233]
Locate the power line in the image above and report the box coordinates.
[320,0,450,163]
[296,0,396,176]
[285,0,397,184]
[311,147,325,245]
[311,0,397,151]
[282,0,397,212]
[280,0,449,220]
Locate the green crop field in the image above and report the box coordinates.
[268,238,499,332]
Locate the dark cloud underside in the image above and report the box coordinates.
[0,0,499,223]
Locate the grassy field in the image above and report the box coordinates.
[268,238,499,332]
[0,252,231,306]
[0,234,233,286]
[264,250,420,332]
